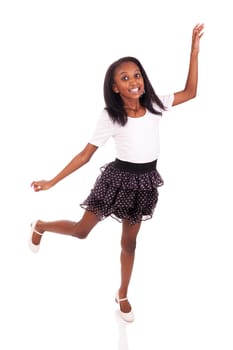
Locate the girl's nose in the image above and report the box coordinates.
[129,77,137,86]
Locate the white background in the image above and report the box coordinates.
[1,0,233,349]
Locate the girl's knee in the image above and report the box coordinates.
[71,222,91,239]
[121,238,137,254]
[72,229,90,239]
[72,212,99,239]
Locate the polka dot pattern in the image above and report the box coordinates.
[80,161,164,225]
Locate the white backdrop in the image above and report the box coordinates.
[1,0,233,349]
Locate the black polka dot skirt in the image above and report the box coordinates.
[80,158,164,225]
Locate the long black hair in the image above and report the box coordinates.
[103,56,165,126]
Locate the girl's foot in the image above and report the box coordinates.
[29,220,44,253]
[115,291,134,322]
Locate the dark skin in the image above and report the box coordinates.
[31,24,204,314]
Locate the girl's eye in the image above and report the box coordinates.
[120,73,141,81]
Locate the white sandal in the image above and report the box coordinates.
[115,291,134,322]
[29,220,43,253]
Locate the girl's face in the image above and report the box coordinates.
[112,62,145,101]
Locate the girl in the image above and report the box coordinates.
[30,24,204,322]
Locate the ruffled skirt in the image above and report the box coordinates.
[80,159,164,225]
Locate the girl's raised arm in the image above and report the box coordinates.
[172,23,204,106]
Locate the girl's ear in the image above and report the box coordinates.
[112,84,119,93]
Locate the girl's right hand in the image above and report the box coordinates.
[191,23,204,53]
[31,180,53,192]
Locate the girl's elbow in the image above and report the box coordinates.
[192,88,198,98]
[80,153,91,165]
[188,89,197,101]
[190,92,197,100]
[80,146,97,164]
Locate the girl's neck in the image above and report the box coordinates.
[123,103,146,118]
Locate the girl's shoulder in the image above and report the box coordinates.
[95,109,118,129]
[157,94,174,111]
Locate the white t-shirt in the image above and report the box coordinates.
[90,94,174,163]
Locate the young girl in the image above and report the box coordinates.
[30,24,204,322]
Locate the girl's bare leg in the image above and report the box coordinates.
[118,219,141,313]
[32,210,99,245]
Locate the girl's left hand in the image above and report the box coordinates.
[191,23,204,53]
[31,179,53,192]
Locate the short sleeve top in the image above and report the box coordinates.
[89,94,174,163]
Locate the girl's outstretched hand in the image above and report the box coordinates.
[191,23,204,53]
[31,180,53,192]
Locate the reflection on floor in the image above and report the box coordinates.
[115,310,130,350]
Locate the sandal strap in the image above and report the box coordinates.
[31,221,43,236]
[34,229,43,236]
[116,296,128,303]
[115,291,129,303]
[118,296,128,303]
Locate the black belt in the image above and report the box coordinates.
[113,158,157,173]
